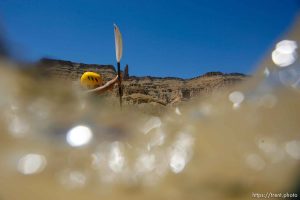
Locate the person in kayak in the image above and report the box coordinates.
[80,71,120,94]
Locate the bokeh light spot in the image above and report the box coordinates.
[272,40,298,67]
[229,91,244,109]
[17,153,47,175]
[66,125,93,147]
[285,140,300,160]
[245,153,265,171]
[141,117,162,134]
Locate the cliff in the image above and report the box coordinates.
[37,58,247,106]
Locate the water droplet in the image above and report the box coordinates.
[141,117,162,134]
[175,107,182,115]
[285,140,300,160]
[169,151,186,173]
[264,67,270,77]
[108,142,125,173]
[135,153,156,173]
[272,40,298,67]
[258,94,277,108]
[60,170,87,188]
[91,153,102,169]
[17,153,47,175]
[278,68,299,87]
[8,115,30,138]
[245,153,265,171]
[147,128,165,150]
[66,125,93,147]
[169,132,194,174]
[229,91,244,109]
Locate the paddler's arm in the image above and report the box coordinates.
[85,75,119,94]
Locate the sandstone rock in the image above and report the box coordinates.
[36,58,247,106]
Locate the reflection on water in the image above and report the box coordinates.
[169,132,194,174]
[59,170,87,189]
[108,141,125,173]
[245,153,266,171]
[285,140,300,160]
[66,125,93,147]
[0,31,300,200]
[272,40,298,67]
[17,153,47,175]
[228,91,245,109]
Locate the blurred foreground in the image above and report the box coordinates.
[1,21,300,200]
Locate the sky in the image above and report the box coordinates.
[0,0,299,78]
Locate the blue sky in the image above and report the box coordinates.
[0,0,299,78]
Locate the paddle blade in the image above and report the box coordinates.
[114,24,123,62]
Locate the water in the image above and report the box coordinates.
[0,22,300,200]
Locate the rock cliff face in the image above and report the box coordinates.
[38,58,116,82]
[37,58,247,105]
